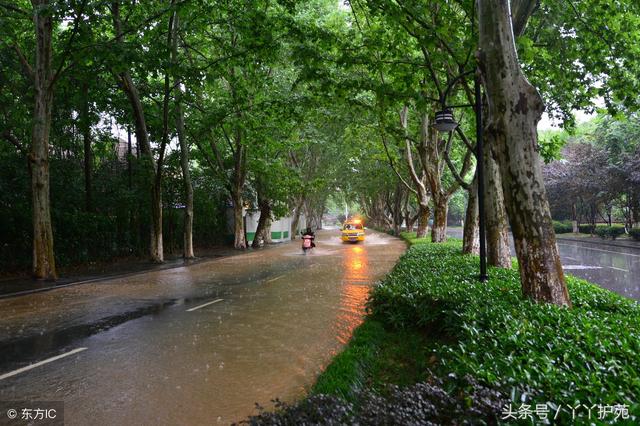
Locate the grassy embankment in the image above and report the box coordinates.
[312,233,640,422]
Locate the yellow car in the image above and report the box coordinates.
[341,220,365,242]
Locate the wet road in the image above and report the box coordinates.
[0,230,405,425]
[447,227,640,300]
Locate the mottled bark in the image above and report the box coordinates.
[416,203,430,238]
[423,114,475,244]
[400,106,431,239]
[31,0,57,280]
[421,114,450,243]
[463,174,480,255]
[484,140,511,267]
[252,189,271,249]
[264,222,273,244]
[232,192,247,249]
[431,193,448,242]
[478,0,570,306]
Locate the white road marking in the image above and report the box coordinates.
[607,266,629,272]
[266,275,285,283]
[187,298,224,312]
[0,347,88,381]
[563,265,602,270]
[558,243,640,258]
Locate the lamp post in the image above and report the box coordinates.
[434,71,488,282]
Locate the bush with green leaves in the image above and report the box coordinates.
[367,236,640,422]
[628,228,640,241]
[578,224,596,234]
[553,220,574,234]
[578,223,625,236]
[594,226,627,240]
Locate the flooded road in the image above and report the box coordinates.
[447,227,640,300]
[0,230,405,425]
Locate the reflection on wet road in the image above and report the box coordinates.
[0,230,405,425]
[556,241,640,300]
[447,228,640,300]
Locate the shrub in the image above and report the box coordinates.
[594,226,626,240]
[367,236,640,422]
[553,220,573,234]
[629,228,640,241]
[579,223,626,236]
[578,223,596,234]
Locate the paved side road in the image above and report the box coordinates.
[447,227,640,301]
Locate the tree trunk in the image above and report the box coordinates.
[127,127,132,189]
[264,222,273,244]
[484,141,511,267]
[478,0,570,306]
[402,190,413,232]
[416,203,430,238]
[172,12,194,259]
[150,184,163,262]
[31,0,57,280]
[291,196,305,239]
[112,0,161,262]
[392,182,403,235]
[81,82,92,212]
[232,191,246,249]
[176,99,193,259]
[252,197,271,248]
[431,193,448,242]
[406,212,417,233]
[631,191,639,228]
[463,173,480,255]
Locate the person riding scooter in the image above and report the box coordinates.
[301,227,316,254]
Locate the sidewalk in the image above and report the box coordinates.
[0,246,239,299]
[555,233,640,251]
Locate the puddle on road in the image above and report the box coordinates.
[0,230,406,425]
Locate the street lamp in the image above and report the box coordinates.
[434,109,458,132]
[433,71,488,282]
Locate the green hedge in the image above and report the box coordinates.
[579,223,625,235]
[553,220,574,234]
[629,228,640,241]
[366,235,640,421]
[594,226,627,240]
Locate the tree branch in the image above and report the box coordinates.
[51,0,88,87]
[379,118,417,195]
[13,44,34,81]
[1,129,27,156]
